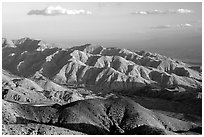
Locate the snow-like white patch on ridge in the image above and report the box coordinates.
[36,42,53,51]
[46,51,59,62]
[36,45,47,51]
[17,61,24,71]
[21,51,28,55]
[9,53,15,56]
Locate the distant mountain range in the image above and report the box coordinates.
[2,37,202,135]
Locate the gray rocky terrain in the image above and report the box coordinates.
[2,37,202,135]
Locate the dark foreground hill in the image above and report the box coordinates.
[2,37,202,135]
[2,96,201,135]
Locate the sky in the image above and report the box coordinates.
[2,2,202,64]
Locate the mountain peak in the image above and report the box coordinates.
[2,38,16,48]
[12,37,38,45]
[69,43,104,54]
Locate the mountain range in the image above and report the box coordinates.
[2,37,202,135]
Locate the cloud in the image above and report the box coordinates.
[177,9,192,14]
[179,23,193,27]
[150,25,172,29]
[132,8,193,15]
[151,23,193,29]
[27,6,92,16]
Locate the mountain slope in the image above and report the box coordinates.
[2,37,202,100]
[2,96,200,135]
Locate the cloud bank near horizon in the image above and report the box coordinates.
[27,6,92,16]
[150,23,193,29]
[132,9,193,15]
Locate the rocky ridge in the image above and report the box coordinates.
[2,37,202,99]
